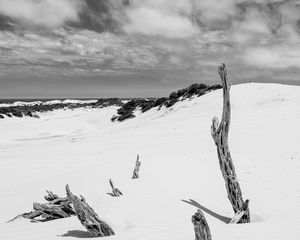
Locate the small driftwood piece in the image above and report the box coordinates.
[7,211,42,223]
[132,154,141,179]
[7,190,75,223]
[192,209,212,240]
[211,64,250,223]
[44,190,59,201]
[108,179,123,197]
[66,184,115,237]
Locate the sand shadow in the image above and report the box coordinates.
[106,193,115,197]
[182,199,232,223]
[60,230,93,238]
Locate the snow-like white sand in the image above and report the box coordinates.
[0,83,300,240]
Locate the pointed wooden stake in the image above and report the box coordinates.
[211,64,250,223]
[132,154,141,179]
[192,209,212,240]
[109,179,123,197]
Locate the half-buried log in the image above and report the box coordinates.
[192,209,212,240]
[66,184,115,237]
[7,190,75,223]
[132,154,141,179]
[33,202,70,220]
[211,64,250,223]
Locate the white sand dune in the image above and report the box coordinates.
[0,83,300,240]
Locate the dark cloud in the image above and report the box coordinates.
[0,14,15,30]
[70,0,125,32]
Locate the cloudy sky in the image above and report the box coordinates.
[0,0,300,98]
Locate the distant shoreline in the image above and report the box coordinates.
[0,98,98,104]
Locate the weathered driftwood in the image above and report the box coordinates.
[211,64,250,223]
[182,199,231,223]
[33,202,70,220]
[192,209,212,240]
[132,154,141,179]
[44,190,59,201]
[229,210,246,224]
[7,211,42,223]
[7,190,75,223]
[66,184,115,237]
[108,179,123,197]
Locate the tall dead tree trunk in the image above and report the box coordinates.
[192,209,212,240]
[211,64,250,223]
[132,154,141,179]
[66,184,115,237]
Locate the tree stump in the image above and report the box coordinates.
[192,209,212,240]
[211,64,250,223]
[108,179,123,197]
[66,184,115,237]
[132,154,141,179]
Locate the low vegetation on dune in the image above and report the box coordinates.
[0,98,123,120]
[0,83,221,122]
[111,83,222,122]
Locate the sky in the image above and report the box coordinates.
[0,0,300,98]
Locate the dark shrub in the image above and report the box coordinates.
[165,98,178,108]
[187,83,200,95]
[141,101,155,112]
[169,91,178,99]
[198,83,208,89]
[12,111,23,118]
[155,97,167,106]
[118,112,135,121]
[112,82,221,122]
[207,84,222,91]
[24,111,33,117]
[0,108,9,114]
[111,115,118,122]
[122,100,137,110]
[176,89,186,97]
[117,108,129,116]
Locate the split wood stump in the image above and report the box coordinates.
[192,209,212,240]
[132,154,141,179]
[108,179,123,197]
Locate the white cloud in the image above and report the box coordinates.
[230,8,273,45]
[0,29,159,71]
[244,45,300,68]
[122,0,238,38]
[124,7,198,38]
[123,0,200,38]
[0,0,84,28]
[194,0,236,24]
